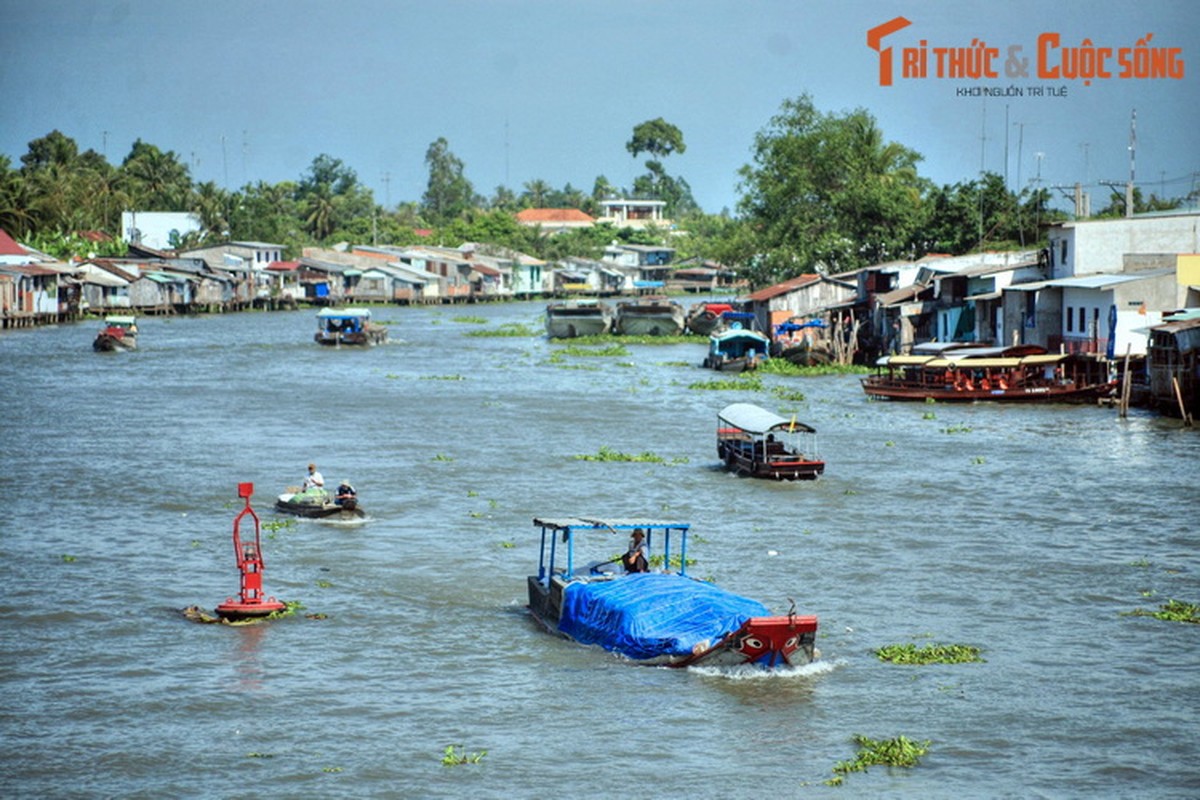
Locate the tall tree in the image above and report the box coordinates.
[119,140,192,209]
[736,94,925,285]
[625,118,695,216]
[626,118,686,160]
[421,137,474,224]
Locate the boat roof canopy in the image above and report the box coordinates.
[533,517,690,533]
[710,328,770,343]
[104,315,137,324]
[717,403,816,434]
[317,307,372,319]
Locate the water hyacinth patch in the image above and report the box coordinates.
[1124,598,1200,624]
[825,734,931,785]
[875,643,984,664]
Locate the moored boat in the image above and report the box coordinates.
[717,403,825,480]
[274,487,365,519]
[93,315,138,351]
[614,297,685,336]
[314,308,388,346]
[685,302,734,336]
[861,343,1117,402]
[545,299,614,338]
[703,326,771,372]
[526,516,818,669]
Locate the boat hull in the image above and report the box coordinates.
[615,300,685,336]
[861,377,1117,403]
[545,303,613,338]
[718,441,825,480]
[274,494,365,518]
[93,333,137,352]
[314,328,387,346]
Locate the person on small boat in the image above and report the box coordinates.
[335,480,356,506]
[303,463,325,491]
[622,528,649,573]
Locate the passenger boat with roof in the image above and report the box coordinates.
[526,516,818,669]
[92,314,138,351]
[861,342,1116,402]
[703,325,771,372]
[544,299,614,338]
[717,403,825,480]
[613,297,685,336]
[314,308,388,346]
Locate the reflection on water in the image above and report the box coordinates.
[1,302,1198,798]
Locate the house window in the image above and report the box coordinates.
[1060,240,1068,267]
[1025,291,1036,328]
[1066,306,1073,332]
[1078,307,1086,333]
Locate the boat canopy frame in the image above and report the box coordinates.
[531,517,690,586]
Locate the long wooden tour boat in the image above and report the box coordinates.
[527,517,818,669]
[717,403,825,480]
[861,343,1117,402]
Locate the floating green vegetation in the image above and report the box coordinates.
[263,518,297,533]
[191,539,201,547]
[884,441,895,447]
[442,745,486,766]
[688,374,764,391]
[61,554,77,563]
[922,411,937,420]
[420,374,466,381]
[322,766,343,773]
[941,424,973,434]
[574,446,664,463]
[570,333,694,346]
[826,734,931,785]
[658,360,693,367]
[649,553,696,569]
[971,456,986,465]
[466,323,539,337]
[451,315,487,324]
[759,361,871,376]
[1124,598,1200,624]
[499,540,515,549]
[264,600,305,620]
[876,643,984,664]
[554,344,630,358]
[768,385,806,402]
[432,453,454,462]
[1129,557,1151,567]
[246,752,275,759]
[924,396,937,404]
[316,580,333,589]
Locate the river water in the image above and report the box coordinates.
[1,301,1197,799]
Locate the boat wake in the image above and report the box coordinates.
[686,658,838,681]
[314,514,372,528]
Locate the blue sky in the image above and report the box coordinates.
[1,0,1197,215]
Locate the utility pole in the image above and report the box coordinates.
[1126,108,1136,218]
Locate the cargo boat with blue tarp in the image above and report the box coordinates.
[526,517,818,669]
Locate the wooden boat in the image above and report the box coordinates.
[703,327,771,372]
[861,343,1117,402]
[717,403,825,480]
[314,308,388,346]
[771,319,831,365]
[614,297,685,336]
[545,299,614,338]
[685,302,734,336]
[93,315,138,351]
[274,488,364,519]
[527,517,818,669]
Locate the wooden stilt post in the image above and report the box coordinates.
[1173,377,1194,427]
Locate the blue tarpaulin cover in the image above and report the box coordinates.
[557,573,770,660]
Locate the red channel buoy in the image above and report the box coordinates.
[215,482,287,620]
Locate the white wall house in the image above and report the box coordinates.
[1046,211,1200,278]
[120,211,203,250]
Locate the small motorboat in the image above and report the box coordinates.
[93,315,138,351]
[274,487,364,519]
[717,403,825,480]
[527,517,818,669]
[314,308,388,346]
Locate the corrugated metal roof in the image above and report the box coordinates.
[717,402,816,434]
